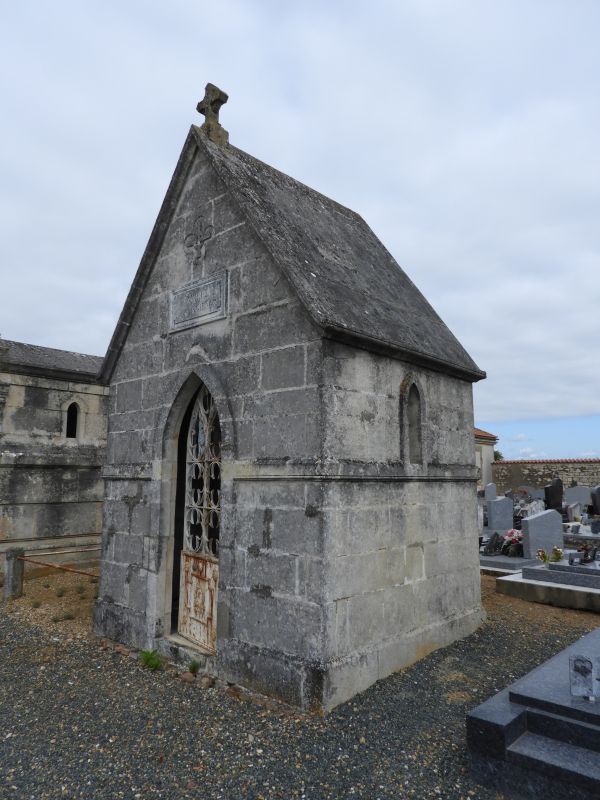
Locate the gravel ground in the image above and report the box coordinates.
[0,576,598,800]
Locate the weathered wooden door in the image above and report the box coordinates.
[177,385,221,653]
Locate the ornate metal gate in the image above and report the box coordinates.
[177,385,220,652]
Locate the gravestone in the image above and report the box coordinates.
[565,485,592,507]
[567,502,582,522]
[468,627,600,798]
[591,520,600,534]
[544,476,563,511]
[484,482,497,501]
[592,485,600,516]
[523,559,600,590]
[523,499,545,517]
[487,497,513,533]
[521,509,563,559]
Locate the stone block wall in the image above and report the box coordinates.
[492,460,600,494]
[0,371,108,570]
[95,143,328,707]
[319,344,482,708]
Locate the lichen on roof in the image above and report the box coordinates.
[202,130,485,381]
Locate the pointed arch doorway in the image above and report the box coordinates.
[171,383,221,653]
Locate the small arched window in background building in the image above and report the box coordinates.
[66,402,79,439]
[407,384,422,464]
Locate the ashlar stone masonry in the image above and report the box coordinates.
[0,339,108,569]
[94,85,486,710]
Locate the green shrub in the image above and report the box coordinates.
[31,600,41,609]
[189,659,201,675]
[140,650,162,671]
[56,588,66,598]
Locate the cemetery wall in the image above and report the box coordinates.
[0,370,108,570]
[492,460,600,494]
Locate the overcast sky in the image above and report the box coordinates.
[1,1,598,458]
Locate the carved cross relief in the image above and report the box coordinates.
[184,216,214,270]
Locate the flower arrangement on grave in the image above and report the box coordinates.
[536,546,564,565]
[501,529,523,557]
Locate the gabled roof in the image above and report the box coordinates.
[100,127,485,383]
[474,427,498,442]
[0,339,104,383]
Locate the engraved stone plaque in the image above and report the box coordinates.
[569,655,600,697]
[170,272,227,332]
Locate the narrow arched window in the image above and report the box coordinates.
[66,403,79,438]
[407,384,422,464]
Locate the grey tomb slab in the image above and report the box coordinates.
[521,509,563,559]
[487,496,513,533]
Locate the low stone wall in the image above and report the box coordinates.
[492,460,600,494]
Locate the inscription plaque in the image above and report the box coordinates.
[170,272,227,332]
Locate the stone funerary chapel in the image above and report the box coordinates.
[94,84,486,710]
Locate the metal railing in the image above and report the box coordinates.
[3,547,100,600]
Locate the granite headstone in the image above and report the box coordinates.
[484,482,497,502]
[544,476,563,511]
[565,485,592,507]
[592,485,600,516]
[521,509,563,559]
[487,497,513,533]
[567,502,582,522]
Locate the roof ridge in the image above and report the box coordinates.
[211,132,362,223]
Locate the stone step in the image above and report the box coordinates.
[507,731,600,794]
[527,707,600,753]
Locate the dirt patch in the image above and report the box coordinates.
[481,574,598,635]
[5,567,99,639]
[5,571,598,649]
[445,689,472,703]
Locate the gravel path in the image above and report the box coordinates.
[0,577,597,800]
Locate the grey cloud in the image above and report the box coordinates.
[0,1,599,422]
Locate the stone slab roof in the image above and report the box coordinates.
[0,339,104,383]
[101,127,485,383]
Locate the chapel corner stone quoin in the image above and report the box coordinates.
[93,83,486,711]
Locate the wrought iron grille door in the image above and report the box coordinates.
[177,385,221,652]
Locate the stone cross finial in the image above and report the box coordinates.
[197,83,229,146]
